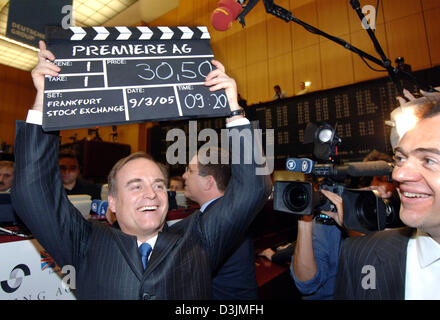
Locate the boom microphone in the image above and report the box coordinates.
[286,157,393,178]
[211,0,243,31]
[345,160,393,177]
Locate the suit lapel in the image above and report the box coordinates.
[143,227,181,278]
[374,227,414,299]
[110,228,144,281]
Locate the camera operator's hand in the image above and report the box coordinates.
[320,189,343,228]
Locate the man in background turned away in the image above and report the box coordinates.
[11,41,271,299]
[183,146,258,299]
[0,161,14,192]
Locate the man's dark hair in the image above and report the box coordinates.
[59,150,79,161]
[197,147,231,192]
[416,95,440,120]
[0,160,14,169]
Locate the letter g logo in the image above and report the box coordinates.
[1,264,31,293]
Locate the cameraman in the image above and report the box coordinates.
[290,189,345,300]
[291,151,397,300]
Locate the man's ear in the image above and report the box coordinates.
[204,175,216,191]
[108,195,116,213]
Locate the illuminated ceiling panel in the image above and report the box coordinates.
[0,0,137,71]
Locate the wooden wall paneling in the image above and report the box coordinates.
[319,38,355,89]
[316,0,351,37]
[148,7,178,27]
[0,83,18,145]
[289,0,319,51]
[291,0,315,9]
[423,7,440,65]
[244,1,268,66]
[229,66,248,103]
[292,43,322,94]
[60,124,140,152]
[193,0,210,27]
[347,0,386,34]
[385,13,431,71]
[226,28,247,70]
[245,21,268,66]
[422,0,440,10]
[382,0,422,22]
[211,37,229,67]
[242,0,268,28]
[268,53,295,98]
[246,60,270,104]
[350,23,390,83]
[266,0,292,59]
[177,0,194,26]
[0,65,34,147]
[117,124,139,151]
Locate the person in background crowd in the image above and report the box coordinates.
[0,160,14,192]
[168,175,184,192]
[183,146,258,300]
[290,149,398,299]
[59,151,102,200]
[273,85,287,100]
[297,81,309,96]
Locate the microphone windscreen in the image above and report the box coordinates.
[347,161,392,177]
[211,0,242,31]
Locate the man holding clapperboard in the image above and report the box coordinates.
[10,33,272,299]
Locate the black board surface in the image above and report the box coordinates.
[43,26,231,131]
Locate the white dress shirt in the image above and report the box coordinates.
[405,229,440,300]
[137,234,157,261]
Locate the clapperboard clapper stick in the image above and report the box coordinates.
[42,26,231,131]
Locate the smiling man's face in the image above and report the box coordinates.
[108,157,169,242]
[392,113,440,240]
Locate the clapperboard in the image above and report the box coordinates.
[42,26,231,131]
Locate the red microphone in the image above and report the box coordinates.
[211,0,243,31]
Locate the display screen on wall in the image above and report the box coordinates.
[151,67,440,171]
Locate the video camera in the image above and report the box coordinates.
[273,122,402,234]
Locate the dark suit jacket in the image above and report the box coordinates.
[334,227,414,300]
[203,199,258,300]
[65,178,102,200]
[11,121,271,300]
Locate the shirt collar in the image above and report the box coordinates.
[137,234,158,250]
[200,197,221,213]
[414,229,440,268]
